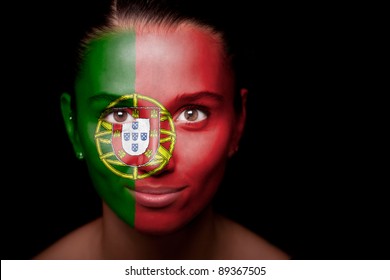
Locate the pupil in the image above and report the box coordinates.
[114,110,127,122]
[185,109,198,121]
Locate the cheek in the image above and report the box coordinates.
[77,115,99,154]
[177,123,233,168]
[173,127,231,196]
[179,140,226,171]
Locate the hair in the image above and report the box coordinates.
[62,0,251,112]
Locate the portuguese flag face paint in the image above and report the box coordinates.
[74,26,243,234]
[75,32,139,227]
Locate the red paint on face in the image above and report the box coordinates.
[133,24,238,234]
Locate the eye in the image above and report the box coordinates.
[176,107,208,123]
[103,108,134,124]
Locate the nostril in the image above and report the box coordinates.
[137,155,175,177]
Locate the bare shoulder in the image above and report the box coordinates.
[33,218,103,260]
[215,215,290,260]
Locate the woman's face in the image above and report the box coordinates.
[70,24,246,234]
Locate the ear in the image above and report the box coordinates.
[60,92,85,160]
[229,88,248,157]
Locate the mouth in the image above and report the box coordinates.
[127,186,186,208]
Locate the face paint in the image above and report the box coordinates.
[95,94,175,180]
[74,25,244,234]
[74,31,139,227]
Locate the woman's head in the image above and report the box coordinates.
[61,0,247,234]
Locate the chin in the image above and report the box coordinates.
[134,211,195,235]
[135,226,182,236]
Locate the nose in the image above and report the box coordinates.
[137,150,175,177]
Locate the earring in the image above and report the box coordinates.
[69,112,73,121]
[76,152,84,160]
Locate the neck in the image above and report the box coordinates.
[100,203,218,259]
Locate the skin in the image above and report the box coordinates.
[36,22,290,260]
[61,24,247,235]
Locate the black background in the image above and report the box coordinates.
[2,1,388,260]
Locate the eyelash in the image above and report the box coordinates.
[100,108,133,123]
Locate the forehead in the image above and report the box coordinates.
[76,24,232,100]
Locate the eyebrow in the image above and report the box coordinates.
[172,91,224,104]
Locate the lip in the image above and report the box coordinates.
[128,186,186,208]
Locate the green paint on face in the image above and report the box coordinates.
[74,31,137,226]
